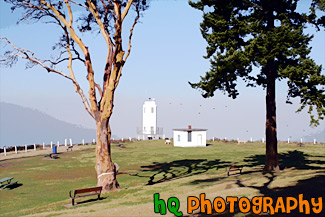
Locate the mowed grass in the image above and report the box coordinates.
[0,140,324,217]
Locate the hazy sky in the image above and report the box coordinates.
[0,0,324,142]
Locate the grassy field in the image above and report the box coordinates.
[0,140,324,216]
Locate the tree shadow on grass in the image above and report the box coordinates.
[131,159,232,185]
[188,150,324,186]
[243,150,325,170]
[183,150,325,216]
[184,174,324,217]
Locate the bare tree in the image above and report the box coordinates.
[1,0,148,191]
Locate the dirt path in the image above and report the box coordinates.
[0,145,95,161]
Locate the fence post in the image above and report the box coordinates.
[34,143,36,151]
[15,146,17,154]
[25,145,27,153]
[4,147,6,156]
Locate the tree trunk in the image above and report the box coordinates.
[263,1,279,172]
[95,119,120,192]
[264,68,280,172]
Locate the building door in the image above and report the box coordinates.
[198,134,202,146]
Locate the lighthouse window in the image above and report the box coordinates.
[151,107,154,113]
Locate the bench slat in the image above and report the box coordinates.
[74,186,102,195]
[73,193,99,198]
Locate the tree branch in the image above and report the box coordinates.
[68,0,88,9]
[0,37,95,119]
[44,56,85,66]
[122,0,134,22]
[86,0,115,94]
[124,2,140,62]
[86,0,114,48]
[63,0,77,83]
[40,0,98,113]
[95,82,103,98]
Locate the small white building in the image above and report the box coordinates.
[173,125,207,147]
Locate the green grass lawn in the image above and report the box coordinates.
[0,140,324,216]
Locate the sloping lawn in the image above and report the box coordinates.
[0,141,324,216]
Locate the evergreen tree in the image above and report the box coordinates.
[189,0,325,171]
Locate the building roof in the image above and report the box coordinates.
[173,128,207,132]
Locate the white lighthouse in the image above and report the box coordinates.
[143,98,157,135]
[137,98,163,140]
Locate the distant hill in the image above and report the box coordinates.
[0,102,97,147]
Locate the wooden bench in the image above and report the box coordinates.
[227,166,243,176]
[69,186,102,206]
[297,143,305,147]
[66,146,73,151]
[0,177,18,190]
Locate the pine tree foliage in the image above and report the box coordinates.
[189,0,325,126]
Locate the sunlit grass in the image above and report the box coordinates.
[0,141,324,216]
